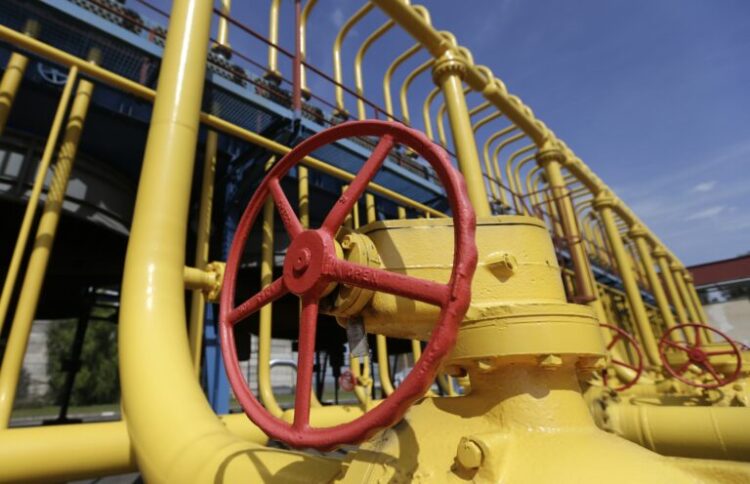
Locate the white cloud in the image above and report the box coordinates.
[692,180,716,193]
[686,205,725,221]
[331,8,344,28]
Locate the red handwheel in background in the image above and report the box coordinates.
[219,120,477,450]
[659,323,742,389]
[599,323,644,392]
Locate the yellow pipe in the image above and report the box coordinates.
[366,195,396,397]
[433,50,491,216]
[216,0,231,49]
[422,86,440,140]
[355,19,395,120]
[183,265,218,292]
[399,57,433,125]
[0,75,93,428]
[258,189,284,417]
[653,247,690,325]
[594,192,661,365]
[0,414,267,483]
[333,3,374,116]
[436,85,471,148]
[538,145,605,320]
[0,26,444,214]
[383,43,421,120]
[0,20,37,135]
[490,130,524,198]
[525,165,543,210]
[0,67,78,336]
[605,402,750,462]
[472,112,504,202]
[118,1,341,480]
[188,130,218,374]
[266,0,283,80]
[299,0,318,98]
[371,0,687,271]
[0,53,28,136]
[503,144,535,211]
[684,273,708,322]
[672,262,700,324]
[470,106,500,130]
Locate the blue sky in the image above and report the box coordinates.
[134,0,749,265]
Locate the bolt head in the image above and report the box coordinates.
[456,438,484,469]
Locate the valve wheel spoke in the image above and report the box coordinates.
[606,332,622,350]
[705,349,737,356]
[663,339,690,353]
[659,323,743,389]
[611,359,638,372]
[701,361,722,383]
[674,360,692,375]
[330,259,449,307]
[293,296,319,430]
[269,177,304,239]
[227,277,287,325]
[322,135,395,234]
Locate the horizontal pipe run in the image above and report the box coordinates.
[606,403,750,462]
[0,415,267,483]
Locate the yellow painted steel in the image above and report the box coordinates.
[672,261,700,323]
[383,42,421,119]
[0,73,93,427]
[354,19,394,120]
[0,25,445,219]
[421,86,440,140]
[188,130,219,374]
[653,246,690,324]
[399,57,433,125]
[685,272,709,323]
[298,0,317,98]
[0,20,36,135]
[0,414,267,483]
[537,143,604,319]
[629,225,678,334]
[0,67,78,337]
[266,0,283,81]
[593,191,661,366]
[333,3,374,116]
[215,0,231,50]
[0,53,28,135]
[432,50,491,216]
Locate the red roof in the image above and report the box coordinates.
[689,255,750,287]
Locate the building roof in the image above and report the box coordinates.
[689,254,750,287]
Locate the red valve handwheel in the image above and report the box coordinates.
[659,323,742,389]
[599,323,644,392]
[219,120,477,450]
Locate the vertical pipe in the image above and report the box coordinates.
[368,195,395,397]
[0,67,78,336]
[266,0,283,81]
[188,130,218,375]
[0,76,94,427]
[0,20,38,136]
[537,143,604,319]
[215,0,231,49]
[684,272,709,323]
[258,159,284,417]
[116,0,222,479]
[629,226,677,336]
[672,263,700,324]
[593,191,661,366]
[653,247,689,325]
[432,51,491,216]
[299,0,318,99]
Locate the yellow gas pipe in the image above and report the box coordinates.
[0,68,94,427]
[354,19,395,120]
[593,191,661,366]
[117,1,340,480]
[0,20,37,135]
[0,66,78,337]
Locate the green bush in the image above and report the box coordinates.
[47,317,119,406]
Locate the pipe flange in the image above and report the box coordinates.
[432,50,468,84]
